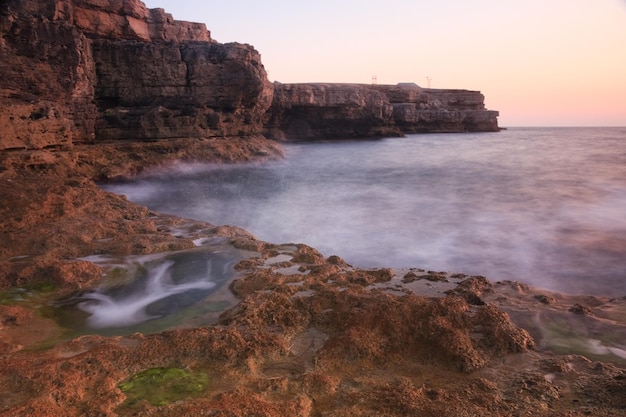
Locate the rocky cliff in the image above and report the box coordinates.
[376,84,500,133]
[0,0,272,150]
[1,0,499,150]
[265,83,399,140]
[266,82,499,140]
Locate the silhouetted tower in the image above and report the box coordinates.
[372,75,377,85]
[426,76,432,88]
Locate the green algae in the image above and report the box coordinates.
[118,367,209,406]
[539,314,626,364]
[0,282,58,306]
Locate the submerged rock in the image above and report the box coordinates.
[118,367,210,407]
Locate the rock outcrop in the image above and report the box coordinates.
[265,83,400,140]
[0,0,272,150]
[1,0,499,150]
[92,39,273,140]
[266,82,499,140]
[0,0,97,149]
[377,84,500,133]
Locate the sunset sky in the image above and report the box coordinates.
[143,0,626,127]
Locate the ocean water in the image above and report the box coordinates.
[102,127,626,296]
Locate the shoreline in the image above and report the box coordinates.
[1,137,625,416]
[2,0,623,414]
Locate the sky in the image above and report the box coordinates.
[142,0,626,127]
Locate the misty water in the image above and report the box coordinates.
[103,127,626,297]
[55,245,243,334]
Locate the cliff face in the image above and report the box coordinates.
[377,85,500,133]
[265,83,399,140]
[0,0,498,150]
[0,1,96,149]
[267,82,499,140]
[0,0,272,150]
[93,40,273,140]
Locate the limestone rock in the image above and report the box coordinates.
[377,85,500,133]
[93,40,272,140]
[267,82,500,140]
[21,0,212,43]
[266,83,398,140]
[0,0,270,150]
[0,0,499,150]
[0,3,97,149]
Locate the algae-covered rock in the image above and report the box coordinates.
[118,367,209,406]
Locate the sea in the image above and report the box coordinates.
[102,127,626,297]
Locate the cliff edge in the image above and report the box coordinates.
[266,82,499,140]
[0,0,272,150]
[0,0,498,151]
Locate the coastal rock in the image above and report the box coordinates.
[8,3,626,416]
[69,0,211,43]
[379,84,500,133]
[267,82,499,140]
[1,0,499,150]
[3,236,624,416]
[93,40,273,140]
[0,137,283,293]
[0,2,97,149]
[0,0,271,150]
[266,83,398,140]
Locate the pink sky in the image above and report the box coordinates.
[143,0,626,126]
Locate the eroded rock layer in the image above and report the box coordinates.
[1,3,625,416]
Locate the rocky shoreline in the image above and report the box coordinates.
[1,0,625,415]
[1,139,626,416]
